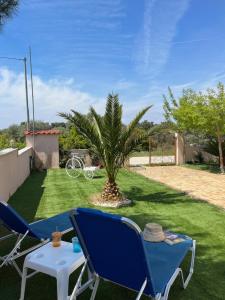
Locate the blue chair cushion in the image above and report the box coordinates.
[73,208,155,296]
[144,237,193,294]
[30,211,72,239]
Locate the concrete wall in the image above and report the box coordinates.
[0,147,32,202]
[26,135,59,169]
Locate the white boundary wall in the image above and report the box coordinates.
[0,147,33,202]
[129,155,175,166]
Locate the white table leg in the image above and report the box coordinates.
[57,272,70,300]
[19,266,28,300]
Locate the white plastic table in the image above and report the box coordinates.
[19,241,86,300]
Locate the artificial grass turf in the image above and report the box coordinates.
[1,168,225,299]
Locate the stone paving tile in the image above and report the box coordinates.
[135,166,225,209]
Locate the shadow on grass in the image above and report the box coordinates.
[93,175,105,179]
[123,186,202,205]
[9,171,47,222]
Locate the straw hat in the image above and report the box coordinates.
[143,223,165,242]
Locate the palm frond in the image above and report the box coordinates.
[58,112,73,122]
[90,107,104,142]
[104,93,122,146]
[119,105,152,149]
[115,131,146,173]
[59,110,104,159]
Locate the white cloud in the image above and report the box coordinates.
[0,67,168,129]
[169,80,197,93]
[136,0,190,77]
[114,79,137,91]
[0,67,105,128]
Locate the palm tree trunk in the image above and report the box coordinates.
[101,180,123,201]
[217,135,224,174]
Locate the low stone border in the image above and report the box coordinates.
[90,198,132,208]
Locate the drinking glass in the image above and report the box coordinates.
[72,237,81,253]
[52,231,62,247]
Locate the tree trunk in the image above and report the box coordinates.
[217,135,224,174]
[101,180,123,202]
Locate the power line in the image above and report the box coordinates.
[0,56,23,61]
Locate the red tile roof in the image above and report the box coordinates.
[24,130,61,136]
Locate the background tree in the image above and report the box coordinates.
[135,120,155,151]
[0,120,68,150]
[0,133,10,149]
[137,120,154,131]
[59,93,151,202]
[0,0,18,27]
[204,137,225,162]
[58,126,88,168]
[164,83,225,173]
[59,127,88,150]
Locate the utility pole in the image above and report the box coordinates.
[29,47,35,133]
[23,57,30,130]
[29,47,35,164]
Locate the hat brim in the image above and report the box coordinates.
[143,232,165,242]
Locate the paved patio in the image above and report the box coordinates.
[135,166,225,209]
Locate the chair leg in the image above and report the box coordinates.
[1,236,48,277]
[161,240,196,300]
[90,276,100,300]
[161,268,181,300]
[136,278,147,300]
[19,266,28,300]
[88,267,94,290]
[0,231,30,272]
[0,234,25,268]
[12,260,23,277]
[181,240,196,289]
[154,294,162,300]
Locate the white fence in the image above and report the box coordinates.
[0,147,33,202]
[129,155,175,166]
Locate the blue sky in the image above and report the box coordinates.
[1,0,225,128]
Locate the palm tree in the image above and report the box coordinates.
[59,93,151,202]
[0,0,18,28]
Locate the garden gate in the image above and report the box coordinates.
[149,132,176,165]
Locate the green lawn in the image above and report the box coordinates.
[1,168,225,299]
[131,149,174,157]
[183,163,221,174]
[131,151,150,157]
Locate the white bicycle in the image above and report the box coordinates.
[65,154,99,179]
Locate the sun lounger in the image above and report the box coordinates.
[0,201,73,276]
[69,208,196,300]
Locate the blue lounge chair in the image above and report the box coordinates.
[0,201,73,276]
[70,208,196,300]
